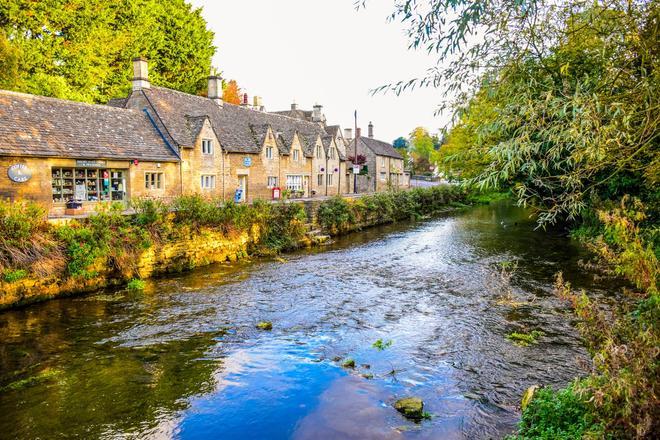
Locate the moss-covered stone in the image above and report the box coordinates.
[394,397,424,421]
[256,321,273,331]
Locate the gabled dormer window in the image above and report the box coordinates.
[265,146,273,159]
[316,145,322,158]
[329,147,335,159]
[293,149,299,161]
[202,139,214,155]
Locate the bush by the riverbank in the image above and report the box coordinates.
[317,185,467,235]
[509,197,659,439]
[0,187,461,309]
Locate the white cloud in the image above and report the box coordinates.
[189,0,449,142]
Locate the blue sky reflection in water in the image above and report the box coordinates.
[0,203,612,439]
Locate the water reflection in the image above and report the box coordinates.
[0,203,609,439]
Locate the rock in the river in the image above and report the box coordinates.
[256,321,273,330]
[521,385,539,410]
[342,358,356,369]
[393,397,424,421]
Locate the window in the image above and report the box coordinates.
[145,172,163,190]
[51,167,125,203]
[265,146,273,159]
[267,176,278,188]
[329,148,335,159]
[200,174,216,189]
[380,172,387,181]
[381,157,386,168]
[202,139,214,155]
[286,175,302,191]
[293,149,299,161]
[316,145,322,158]
[326,174,333,185]
[317,174,323,186]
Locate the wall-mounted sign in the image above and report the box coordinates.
[76,160,107,168]
[7,164,32,183]
[243,157,252,167]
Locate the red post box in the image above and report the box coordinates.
[272,187,281,200]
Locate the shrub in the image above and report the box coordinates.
[507,384,603,439]
[317,196,354,234]
[126,278,146,291]
[0,199,64,276]
[131,198,171,239]
[256,201,308,253]
[2,269,27,283]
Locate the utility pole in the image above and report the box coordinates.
[353,110,358,194]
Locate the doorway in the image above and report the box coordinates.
[237,175,247,202]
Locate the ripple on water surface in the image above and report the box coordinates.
[0,203,612,439]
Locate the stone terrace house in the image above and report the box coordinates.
[348,123,408,192]
[0,89,180,216]
[115,59,345,202]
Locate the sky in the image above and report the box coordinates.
[188,0,449,143]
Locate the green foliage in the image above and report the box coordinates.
[317,186,465,234]
[255,201,308,253]
[126,278,146,291]
[0,0,216,103]
[372,339,393,351]
[555,198,659,438]
[507,384,603,440]
[256,321,273,331]
[2,269,27,283]
[506,330,545,347]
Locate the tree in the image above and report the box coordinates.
[222,79,241,105]
[409,127,439,174]
[0,0,216,103]
[392,136,409,149]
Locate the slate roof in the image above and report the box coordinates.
[0,89,179,161]
[325,125,340,137]
[350,136,403,159]
[270,109,313,122]
[107,98,127,108]
[138,87,328,156]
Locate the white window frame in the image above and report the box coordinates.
[329,148,335,159]
[293,149,299,161]
[317,174,323,186]
[202,139,214,155]
[380,172,387,182]
[200,174,216,189]
[267,176,278,188]
[316,145,322,158]
[145,172,163,190]
[326,174,333,185]
[286,175,303,191]
[381,157,385,168]
[265,146,273,159]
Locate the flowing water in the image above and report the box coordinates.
[0,203,614,439]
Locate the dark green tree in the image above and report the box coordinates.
[0,0,216,103]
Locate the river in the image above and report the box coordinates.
[0,203,613,439]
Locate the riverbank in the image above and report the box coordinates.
[0,185,468,309]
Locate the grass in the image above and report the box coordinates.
[507,330,545,347]
[127,278,146,291]
[3,269,27,283]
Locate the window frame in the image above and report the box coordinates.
[267,176,278,188]
[202,138,214,155]
[265,146,273,159]
[145,172,164,190]
[200,174,216,189]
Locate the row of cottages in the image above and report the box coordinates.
[0,58,408,217]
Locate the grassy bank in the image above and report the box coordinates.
[316,185,468,235]
[0,186,464,309]
[508,197,659,439]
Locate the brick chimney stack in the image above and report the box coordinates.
[132,57,150,91]
[312,104,324,123]
[242,93,249,107]
[208,75,223,107]
[368,121,374,138]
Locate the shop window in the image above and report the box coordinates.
[201,174,216,189]
[145,172,163,190]
[267,176,278,188]
[51,167,125,203]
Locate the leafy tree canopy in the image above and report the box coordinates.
[222,79,241,105]
[0,0,216,103]
[392,136,409,149]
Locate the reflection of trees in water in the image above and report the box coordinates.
[0,299,222,439]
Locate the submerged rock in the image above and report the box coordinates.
[256,321,273,330]
[393,397,424,421]
[342,358,356,369]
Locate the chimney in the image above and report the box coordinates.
[253,96,264,111]
[132,57,150,91]
[208,75,223,107]
[344,128,353,142]
[356,127,362,138]
[312,104,324,123]
[368,121,374,138]
[291,101,298,111]
[242,93,249,107]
